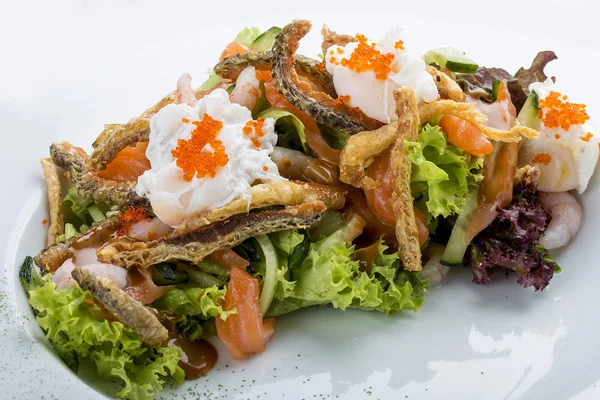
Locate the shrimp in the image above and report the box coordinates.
[176,73,197,107]
[538,191,583,249]
[127,217,174,242]
[229,66,261,110]
[52,259,128,290]
[420,243,450,287]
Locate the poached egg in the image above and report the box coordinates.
[325,28,438,124]
[136,89,282,227]
[519,79,598,193]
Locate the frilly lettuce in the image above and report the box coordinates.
[152,285,236,320]
[405,123,483,221]
[28,278,184,400]
[266,225,426,317]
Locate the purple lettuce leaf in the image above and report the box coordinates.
[514,51,557,90]
[469,183,558,291]
[455,51,557,113]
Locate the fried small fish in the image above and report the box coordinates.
[271,20,383,135]
[339,121,399,191]
[86,91,177,173]
[34,216,120,273]
[50,142,150,209]
[174,180,345,236]
[390,89,422,272]
[98,202,327,268]
[214,51,336,97]
[425,65,466,103]
[40,158,64,246]
[320,24,357,58]
[71,267,168,347]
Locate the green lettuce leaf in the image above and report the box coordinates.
[152,285,236,320]
[266,225,426,317]
[405,124,483,221]
[234,27,262,47]
[62,187,112,233]
[258,108,307,151]
[28,278,184,400]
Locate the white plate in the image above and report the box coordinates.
[2,1,600,399]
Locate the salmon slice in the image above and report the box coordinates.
[216,267,275,360]
[98,142,150,182]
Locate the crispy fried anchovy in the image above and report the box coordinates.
[214,51,336,97]
[339,121,399,191]
[72,267,168,347]
[425,65,466,102]
[40,158,64,246]
[321,24,357,57]
[98,202,326,268]
[34,216,120,273]
[390,89,422,271]
[271,20,383,135]
[50,142,150,208]
[86,91,177,172]
[174,180,345,236]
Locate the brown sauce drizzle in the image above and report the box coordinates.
[168,336,218,379]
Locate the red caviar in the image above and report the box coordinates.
[172,114,228,181]
[394,40,405,50]
[532,153,552,165]
[334,95,351,106]
[262,165,268,172]
[117,207,147,236]
[539,91,589,130]
[333,34,395,80]
[243,118,265,148]
[316,61,326,71]
[181,118,189,123]
[555,134,561,139]
[42,219,48,225]
[581,132,594,142]
[147,232,158,241]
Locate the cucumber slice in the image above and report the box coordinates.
[255,235,279,315]
[423,47,479,74]
[441,187,479,265]
[249,27,281,51]
[516,90,541,130]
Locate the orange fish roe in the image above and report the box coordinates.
[532,153,552,165]
[243,118,266,148]
[172,114,228,181]
[334,95,351,106]
[262,165,268,172]
[336,47,344,54]
[84,298,95,305]
[42,219,48,225]
[147,231,158,241]
[394,40,405,50]
[334,34,395,80]
[555,134,561,139]
[117,207,147,236]
[316,61,326,71]
[581,132,594,142]
[539,91,589,130]
[181,118,190,123]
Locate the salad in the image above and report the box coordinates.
[21,20,597,399]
